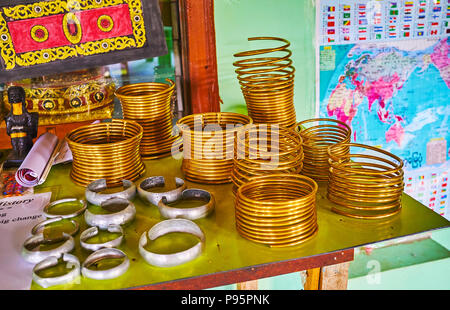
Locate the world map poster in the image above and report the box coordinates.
[318,37,450,219]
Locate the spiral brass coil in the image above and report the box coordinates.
[327,143,404,219]
[233,37,296,128]
[231,124,304,195]
[295,118,351,183]
[235,174,318,247]
[115,79,180,158]
[66,119,145,187]
[176,112,253,184]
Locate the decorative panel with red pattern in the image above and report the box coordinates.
[0,0,167,83]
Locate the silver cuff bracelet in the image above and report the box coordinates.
[138,176,186,206]
[81,248,130,280]
[85,179,136,206]
[157,189,215,220]
[43,198,87,219]
[32,253,80,288]
[22,233,75,264]
[31,217,79,240]
[139,219,205,267]
[80,225,124,252]
[84,197,136,229]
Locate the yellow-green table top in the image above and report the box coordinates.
[31,157,449,290]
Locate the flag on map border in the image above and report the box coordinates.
[374,26,383,32]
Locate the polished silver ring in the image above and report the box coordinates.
[32,253,80,288]
[43,198,87,219]
[139,219,205,267]
[157,189,215,220]
[85,179,136,206]
[31,217,79,240]
[138,176,186,206]
[21,233,75,264]
[80,225,124,252]
[81,248,130,280]
[84,197,136,229]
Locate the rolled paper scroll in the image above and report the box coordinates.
[15,132,60,187]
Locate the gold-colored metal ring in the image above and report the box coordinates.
[327,142,404,219]
[295,118,351,182]
[235,174,318,247]
[231,124,304,194]
[176,112,253,184]
[115,79,177,158]
[233,37,296,128]
[66,119,145,187]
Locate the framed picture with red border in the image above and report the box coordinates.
[0,0,167,83]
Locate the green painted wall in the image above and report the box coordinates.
[214,0,316,120]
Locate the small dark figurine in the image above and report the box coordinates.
[4,86,38,167]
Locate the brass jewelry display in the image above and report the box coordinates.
[66,119,145,187]
[233,37,296,128]
[235,174,318,247]
[296,118,351,182]
[176,112,252,184]
[231,124,304,195]
[115,79,181,158]
[327,143,404,219]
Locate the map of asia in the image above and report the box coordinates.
[319,36,449,217]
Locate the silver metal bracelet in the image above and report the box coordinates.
[43,198,87,219]
[80,225,124,252]
[22,233,75,264]
[85,179,136,206]
[32,253,80,288]
[139,219,205,267]
[81,248,130,280]
[157,188,215,220]
[84,197,136,229]
[31,217,79,239]
[138,176,186,206]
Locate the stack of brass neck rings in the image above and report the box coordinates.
[296,118,351,182]
[66,119,145,187]
[176,112,253,184]
[233,37,296,128]
[235,174,318,247]
[327,143,404,219]
[231,124,304,195]
[115,79,180,159]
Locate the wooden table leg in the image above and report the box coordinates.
[237,280,258,290]
[303,267,321,290]
[303,262,351,290]
[319,262,350,290]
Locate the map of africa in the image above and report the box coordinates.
[320,37,450,171]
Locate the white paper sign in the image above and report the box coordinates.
[0,192,52,290]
